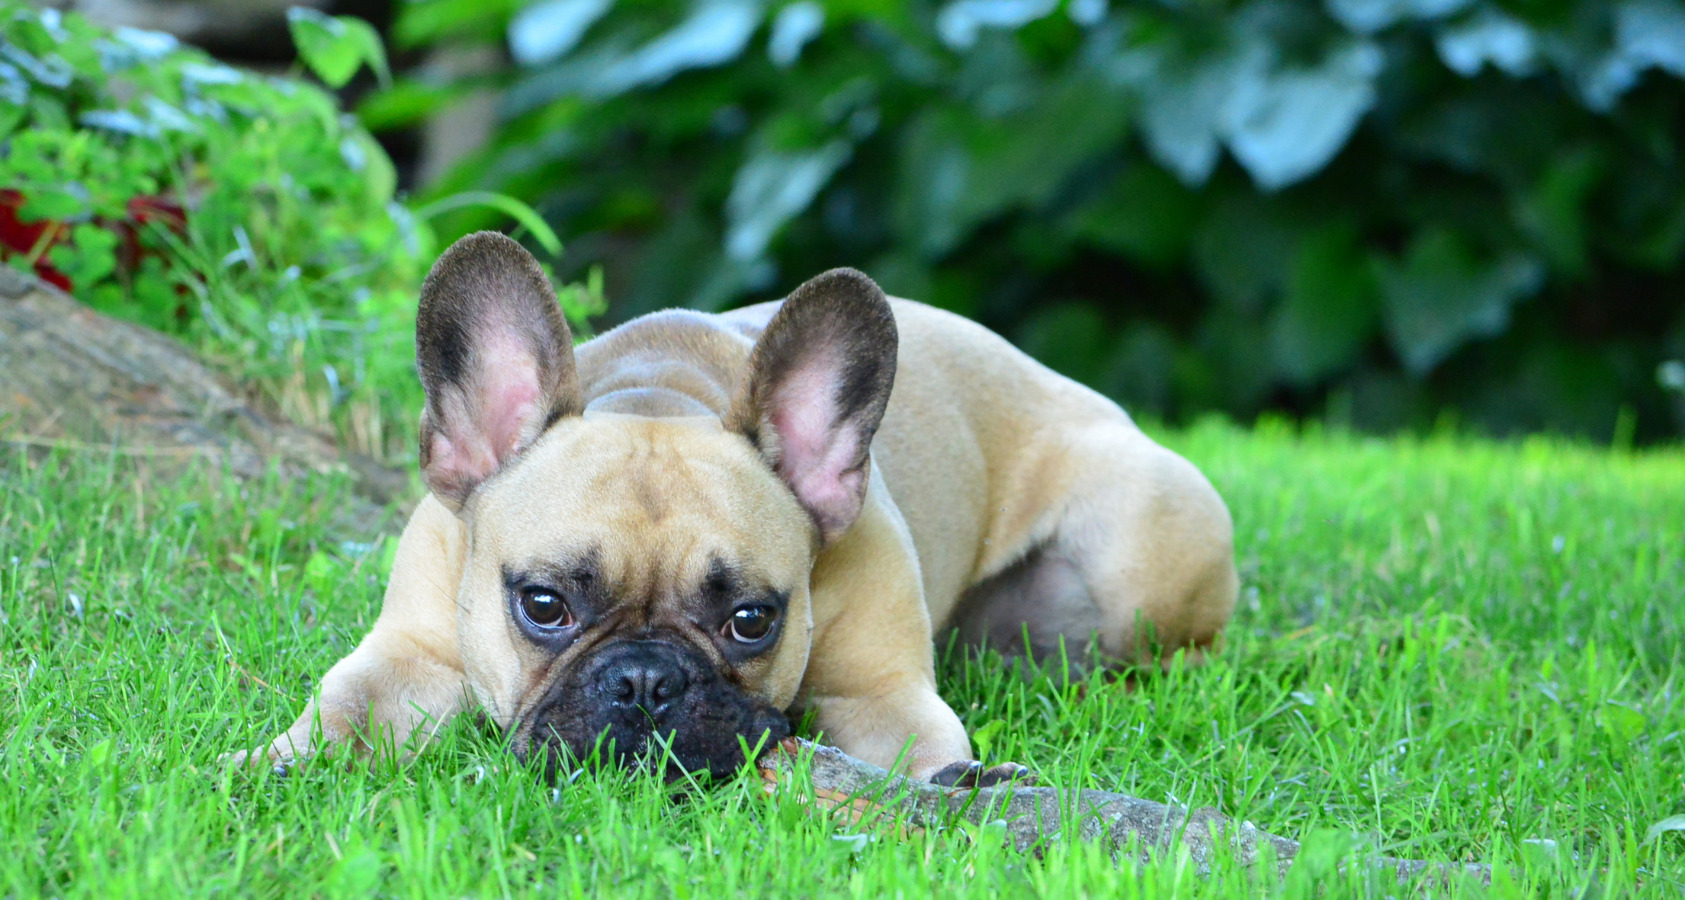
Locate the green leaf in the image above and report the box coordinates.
[1221,39,1383,191]
[1282,829,1364,890]
[556,264,608,334]
[0,103,24,141]
[84,739,114,769]
[1327,0,1475,35]
[392,0,524,49]
[340,130,398,204]
[1618,0,1685,80]
[1377,229,1543,375]
[355,79,470,131]
[894,108,974,257]
[287,8,390,90]
[896,73,1131,257]
[970,71,1132,215]
[1122,22,1380,190]
[1100,321,1180,414]
[768,1,825,67]
[969,718,1006,762]
[509,0,614,67]
[303,551,338,593]
[725,139,852,263]
[1514,148,1604,277]
[413,191,564,258]
[1434,7,1539,77]
[507,0,763,108]
[1124,22,1236,187]
[47,223,119,290]
[17,189,86,222]
[935,0,1059,50]
[1647,813,1685,844]
[1599,701,1646,744]
[1268,223,1380,386]
[1067,162,1201,268]
[1015,302,1110,386]
[1192,191,1308,314]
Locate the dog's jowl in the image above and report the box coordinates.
[239,231,1238,786]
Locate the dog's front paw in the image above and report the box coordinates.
[928,760,1037,788]
[219,745,296,775]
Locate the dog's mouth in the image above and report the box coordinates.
[517,639,792,781]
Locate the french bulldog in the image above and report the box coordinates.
[237,231,1237,786]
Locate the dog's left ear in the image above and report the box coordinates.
[728,268,898,544]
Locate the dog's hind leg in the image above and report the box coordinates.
[946,545,1108,678]
[1054,424,1237,670]
[948,424,1238,676]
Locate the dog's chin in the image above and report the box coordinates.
[521,701,792,783]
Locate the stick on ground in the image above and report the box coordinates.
[756,738,1494,888]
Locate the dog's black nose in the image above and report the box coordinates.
[595,643,690,713]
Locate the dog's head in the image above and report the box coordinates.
[414,232,896,778]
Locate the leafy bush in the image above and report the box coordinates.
[0,3,602,461]
[0,1,425,457]
[372,0,1685,441]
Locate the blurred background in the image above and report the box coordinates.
[14,0,1685,445]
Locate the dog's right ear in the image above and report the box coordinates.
[415,231,581,510]
[727,268,898,545]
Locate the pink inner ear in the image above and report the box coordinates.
[475,327,546,456]
[769,359,868,536]
[426,334,545,495]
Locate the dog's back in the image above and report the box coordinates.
[723,298,1238,663]
[414,290,1233,669]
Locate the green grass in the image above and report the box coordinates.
[3,421,1681,897]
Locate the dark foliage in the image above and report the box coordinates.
[376,0,1685,440]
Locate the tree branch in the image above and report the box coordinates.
[756,738,1493,888]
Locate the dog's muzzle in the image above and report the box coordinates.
[523,638,791,780]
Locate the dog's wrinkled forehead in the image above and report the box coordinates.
[466,413,816,584]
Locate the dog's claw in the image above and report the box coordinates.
[987,763,1037,786]
[218,747,295,777]
[929,760,1036,788]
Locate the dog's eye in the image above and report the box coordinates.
[519,587,573,629]
[726,605,777,643]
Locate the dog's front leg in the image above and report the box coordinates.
[801,600,1031,785]
[236,495,471,766]
[797,492,1027,785]
[799,678,967,781]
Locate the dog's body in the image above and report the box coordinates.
[248,234,1236,783]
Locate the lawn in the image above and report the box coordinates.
[2,420,1681,897]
